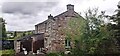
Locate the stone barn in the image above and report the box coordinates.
[14,33,44,54]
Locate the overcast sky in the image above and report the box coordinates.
[0,0,120,31]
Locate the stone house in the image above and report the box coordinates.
[35,4,84,53]
[14,4,84,54]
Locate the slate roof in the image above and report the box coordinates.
[35,10,82,26]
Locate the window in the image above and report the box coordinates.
[65,39,71,48]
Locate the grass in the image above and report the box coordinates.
[2,49,15,54]
[0,49,15,56]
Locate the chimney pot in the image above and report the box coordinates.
[48,14,53,19]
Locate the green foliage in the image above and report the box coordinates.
[64,8,118,55]
[83,8,118,54]
[1,49,15,56]
[13,31,33,40]
[64,15,86,55]
[22,32,26,36]
[106,4,120,53]
[14,31,17,37]
[0,18,6,38]
[65,15,86,41]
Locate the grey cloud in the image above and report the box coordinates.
[7,25,34,31]
[1,1,61,31]
[2,2,59,15]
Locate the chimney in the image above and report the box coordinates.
[67,4,74,11]
[48,14,53,19]
[117,1,120,8]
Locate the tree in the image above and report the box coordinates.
[14,31,17,37]
[0,18,2,38]
[64,8,118,55]
[22,32,26,36]
[83,8,107,54]
[83,8,118,54]
[107,2,120,53]
[0,18,6,38]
